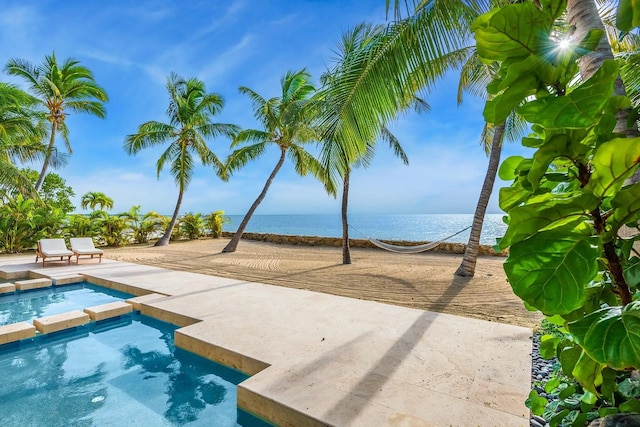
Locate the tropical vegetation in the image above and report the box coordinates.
[5,52,108,192]
[124,72,238,247]
[0,6,639,425]
[472,0,640,424]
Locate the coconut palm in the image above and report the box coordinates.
[5,52,108,191]
[80,191,114,212]
[321,0,637,276]
[318,24,412,264]
[319,1,508,275]
[124,72,238,247]
[221,69,331,253]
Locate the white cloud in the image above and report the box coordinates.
[198,34,255,83]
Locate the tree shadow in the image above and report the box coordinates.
[321,276,471,423]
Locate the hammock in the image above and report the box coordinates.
[349,224,472,254]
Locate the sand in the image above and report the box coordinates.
[104,237,540,328]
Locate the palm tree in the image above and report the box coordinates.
[319,1,510,275]
[321,1,634,276]
[0,83,46,196]
[318,24,412,264]
[80,191,114,212]
[5,52,109,191]
[221,69,331,253]
[124,72,237,247]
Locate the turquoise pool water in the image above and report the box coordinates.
[0,282,132,326]
[0,314,267,426]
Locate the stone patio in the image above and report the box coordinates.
[0,255,532,426]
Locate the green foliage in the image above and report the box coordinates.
[617,0,640,32]
[80,191,113,211]
[21,168,75,213]
[99,213,131,247]
[65,214,100,238]
[0,194,65,253]
[180,212,204,240]
[204,210,230,238]
[0,195,37,253]
[129,208,164,244]
[474,1,640,424]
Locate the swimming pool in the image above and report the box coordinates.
[0,282,132,326]
[0,314,268,426]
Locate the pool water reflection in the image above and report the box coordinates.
[0,314,262,426]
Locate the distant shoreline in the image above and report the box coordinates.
[224,231,507,257]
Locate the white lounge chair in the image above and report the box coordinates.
[36,238,73,267]
[70,237,103,264]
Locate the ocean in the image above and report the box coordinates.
[222,214,507,246]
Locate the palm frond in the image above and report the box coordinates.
[124,121,176,154]
[224,142,268,176]
[231,128,270,147]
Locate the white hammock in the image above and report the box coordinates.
[350,225,472,254]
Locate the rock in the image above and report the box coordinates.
[589,414,640,427]
[530,419,545,427]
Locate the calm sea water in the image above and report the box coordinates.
[223,214,506,245]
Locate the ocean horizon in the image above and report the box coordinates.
[222,214,506,245]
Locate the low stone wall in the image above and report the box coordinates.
[222,232,507,257]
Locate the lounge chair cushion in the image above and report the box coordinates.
[38,239,73,257]
[70,238,104,255]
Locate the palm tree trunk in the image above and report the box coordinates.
[222,147,286,253]
[34,122,57,192]
[455,122,504,278]
[155,189,183,247]
[341,169,351,265]
[567,0,639,138]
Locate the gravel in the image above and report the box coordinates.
[530,333,556,427]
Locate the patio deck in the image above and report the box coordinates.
[0,255,532,426]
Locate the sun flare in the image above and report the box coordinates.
[558,38,571,50]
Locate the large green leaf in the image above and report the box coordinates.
[473,2,549,62]
[500,194,597,248]
[606,183,640,239]
[499,186,531,211]
[568,302,640,370]
[617,0,640,32]
[527,134,569,189]
[504,227,600,315]
[518,61,619,129]
[623,256,640,289]
[584,137,640,199]
[498,155,526,180]
[572,350,603,395]
[484,74,537,124]
[559,342,582,379]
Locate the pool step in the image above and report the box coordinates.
[14,278,52,291]
[0,321,36,345]
[54,274,85,286]
[33,310,90,334]
[0,283,15,294]
[84,301,133,321]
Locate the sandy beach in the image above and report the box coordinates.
[104,237,540,328]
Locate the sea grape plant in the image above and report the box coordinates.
[473,0,640,421]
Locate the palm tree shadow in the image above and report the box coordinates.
[322,275,471,422]
[255,275,470,424]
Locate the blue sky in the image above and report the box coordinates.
[0,1,529,216]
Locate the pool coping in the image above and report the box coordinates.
[0,256,532,427]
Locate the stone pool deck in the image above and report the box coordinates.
[0,256,532,426]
